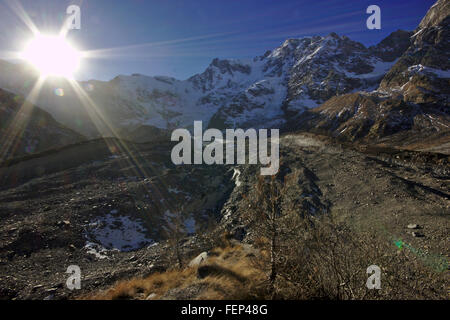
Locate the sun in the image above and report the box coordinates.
[21,34,82,78]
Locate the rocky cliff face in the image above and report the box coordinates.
[208,31,411,129]
[380,0,450,100]
[292,1,449,153]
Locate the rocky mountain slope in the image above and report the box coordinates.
[0,88,84,163]
[0,137,236,299]
[0,133,447,299]
[291,0,449,154]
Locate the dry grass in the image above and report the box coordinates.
[79,217,448,300]
[79,244,265,300]
[81,268,196,300]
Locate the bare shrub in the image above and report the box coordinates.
[163,204,186,269]
[275,214,448,299]
[242,173,287,296]
[243,169,447,300]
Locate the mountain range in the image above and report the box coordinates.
[0,0,448,156]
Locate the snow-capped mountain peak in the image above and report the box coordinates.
[0,30,412,140]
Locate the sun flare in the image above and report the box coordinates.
[21,34,82,78]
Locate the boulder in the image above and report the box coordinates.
[188,252,208,267]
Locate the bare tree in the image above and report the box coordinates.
[164,205,186,269]
[243,174,285,292]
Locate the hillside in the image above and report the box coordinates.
[0,133,448,299]
[0,88,85,163]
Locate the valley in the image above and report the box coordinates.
[0,133,447,299]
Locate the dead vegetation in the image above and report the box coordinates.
[80,243,265,300]
[241,168,448,299]
[263,214,448,299]
[80,211,448,300]
[80,168,448,300]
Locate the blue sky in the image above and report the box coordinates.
[0,0,436,81]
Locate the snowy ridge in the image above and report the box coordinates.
[0,31,412,139]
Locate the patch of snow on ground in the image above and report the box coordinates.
[184,216,196,235]
[84,241,109,259]
[232,168,242,187]
[411,28,424,38]
[288,96,318,110]
[345,59,397,80]
[85,213,153,252]
[407,64,450,78]
[168,187,182,194]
